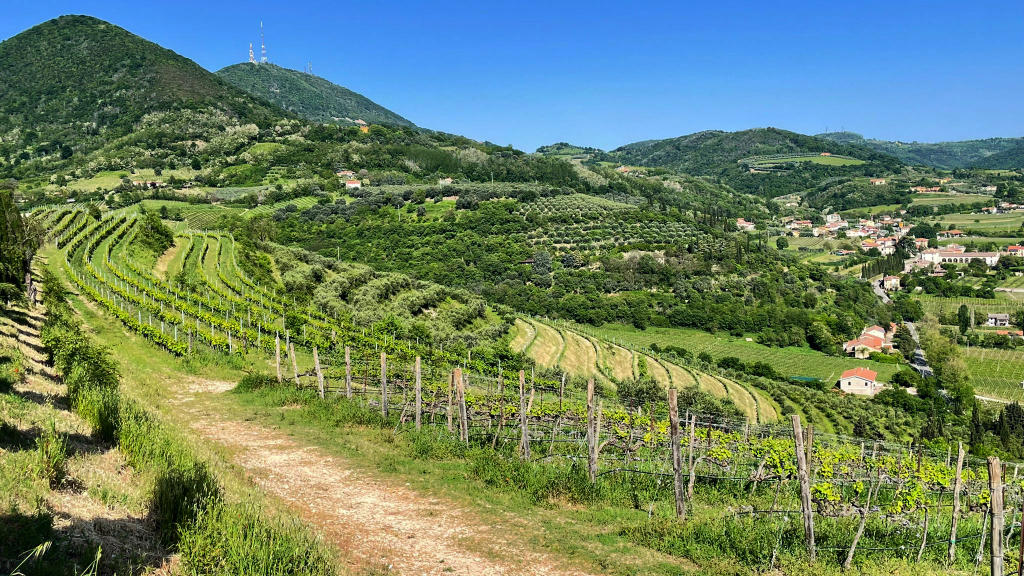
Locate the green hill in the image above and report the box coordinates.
[817,131,1024,169]
[217,63,414,127]
[0,15,284,165]
[607,128,902,199]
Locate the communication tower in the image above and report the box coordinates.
[249,43,256,64]
[260,22,268,63]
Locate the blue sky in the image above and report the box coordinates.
[3,1,1023,151]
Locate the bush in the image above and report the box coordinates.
[33,421,68,490]
[235,373,278,393]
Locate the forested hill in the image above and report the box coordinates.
[0,15,285,163]
[609,128,896,175]
[217,63,415,127]
[817,131,1024,169]
[606,127,902,200]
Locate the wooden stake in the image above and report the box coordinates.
[990,457,1004,576]
[290,342,299,387]
[587,378,596,482]
[519,370,530,460]
[949,442,965,564]
[380,352,388,419]
[275,334,282,383]
[669,389,685,518]
[447,371,454,433]
[792,415,816,562]
[414,357,422,431]
[456,368,468,443]
[313,346,324,399]
[344,346,352,398]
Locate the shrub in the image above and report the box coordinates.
[33,421,68,489]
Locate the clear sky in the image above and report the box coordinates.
[3,0,1023,152]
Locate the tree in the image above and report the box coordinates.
[957,304,971,335]
[893,324,916,355]
[807,322,836,354]
[776,236,789,250]
[1012,309,1024,329]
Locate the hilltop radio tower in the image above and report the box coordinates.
[248,43,256,63]
[260,21,268,63]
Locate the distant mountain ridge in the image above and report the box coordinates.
[216,63,414,127]
[816,131,1024,169]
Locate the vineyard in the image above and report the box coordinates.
[32,204,1024,574]
[963,347,1024,403]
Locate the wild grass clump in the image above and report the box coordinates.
[0,345,28,393]
[33,420,68,490]
[177,502,336,576]
[234,373,278,393]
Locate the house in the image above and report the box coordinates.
[345,179,362,189]
[736,218,756,232]
[1008,245,1024,256]
[336,170,355,177]
[883,276,901,291]
[843,334,884,359]
[820,152,833,157]
[914,238,930,249]
[359,126,370,133]
[938,229,965,239]
[839,367,881,396]
[864,325,886,340]
[988,313,1010,327]
[869,178,887,185]
[438,177,453,186]
[615,166,631,173]
[995,330,1024,339]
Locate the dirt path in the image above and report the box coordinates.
[186,404,590,576]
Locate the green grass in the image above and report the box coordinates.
[581,324,901,383]
[66,168,198,192]
[749,155,866,166]
[927,212,1024,230]
[962,346,1024,403]
[911,193,990,206]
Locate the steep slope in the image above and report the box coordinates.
[817,131,1024,169]
[0,15,285,157]
[217,63,414,127]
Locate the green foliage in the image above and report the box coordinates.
[819,130,1024,169]
[32,420,68,490]
[217,62,414,127]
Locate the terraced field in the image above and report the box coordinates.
[527,321,565,368]
[642,354,670,387]
[560,330,598,378]
[510,318,536,353]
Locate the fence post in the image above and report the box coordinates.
[415,357,422,431]
[519,370,530,461]
[792,414,816,562]
[345,346,352,398]
[290,342,299,387]
[990,457,1004,576]
[949,442,965,564]
[1017,497,1024,576]
[587,378,596,482]
[447,371,454,433]
[669,389,685,518]
[380,352,388,419]
[313,346,324,399]
[455,368,468,444]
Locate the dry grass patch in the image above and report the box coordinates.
[559,330,597,377]
[527,322,564,369]
[510,319,536,353]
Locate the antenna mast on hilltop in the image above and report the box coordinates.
[260,21,268,63]
[249,43,256,63]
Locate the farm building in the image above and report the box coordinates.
[736,218,756,232]
[988,313,1010,327]
[839,367,881,396]
[882,276,901,291]
[869,178,887,185]
[345,179,362,189]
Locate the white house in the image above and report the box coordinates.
[839,367,881,396]
[883,276,901,291]
[988,313,1010,327]
[345,179,362,189]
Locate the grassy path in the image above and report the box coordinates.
[692,369,728,398]
[510,318,537,353]
[528,321,565,369]
[603,342,634,382]
[717,376,759,422]
[642,354,671,387]
[663,360,698,388]
[560,329,598,377]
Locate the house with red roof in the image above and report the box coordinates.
[839,367,881,396]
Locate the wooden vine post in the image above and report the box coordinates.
[1018,496,1024,576]
[668,389,686,518]
[989,457,1004,576]
[344,346,352,398]
[414,356,422,431]
[586,378,596,482]
[380,352,388,419]
[949,442,966,564]
[792,414,816,562]
[519,370,530,461]
[455,368,468,444]
[447,371,455,433]
[290,342,300,387]
[313,346,325,399]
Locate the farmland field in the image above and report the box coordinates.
[912,193,990,206]
[748,155,865,166]
[962,346,1024,403]
[913,294,1024,317]
[926,212,1024,230]
[581,324,902,383]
